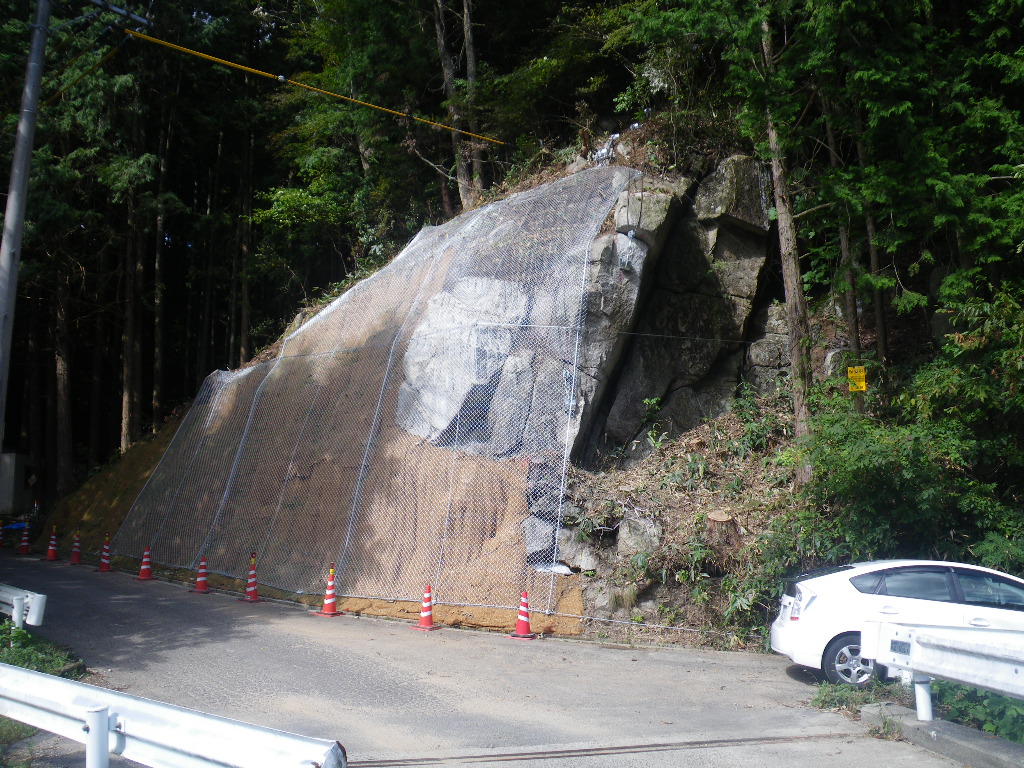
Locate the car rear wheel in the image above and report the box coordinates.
[823,632,876,686]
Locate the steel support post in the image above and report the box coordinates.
[85,705,110,768]
[913,672,933,721]
[0,0,51,444]
[11,595,24,629]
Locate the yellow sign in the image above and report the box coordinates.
[848,366,866,392]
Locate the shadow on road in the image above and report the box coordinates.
[0,549,277,673]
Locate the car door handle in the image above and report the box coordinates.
[968,618,991,627]
[880,607,900,615]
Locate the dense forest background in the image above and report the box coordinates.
[2,0,1022,569]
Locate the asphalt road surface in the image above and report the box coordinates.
[1,550,964,767]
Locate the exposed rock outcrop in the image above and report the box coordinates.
[589,155,776,454]
[116,159,788,607]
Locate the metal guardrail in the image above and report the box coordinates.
[0,662,347,768]
[862,622,1024,721]
[0,583,46,628]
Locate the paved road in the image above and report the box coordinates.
[1,551,963,767]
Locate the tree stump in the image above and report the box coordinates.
[705,511,742,562]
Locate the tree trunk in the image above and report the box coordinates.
[25,298,44,506]
[88,249,110,467]
[855,137,888,365]
[239,133,254,364]
[152,104,172,430]
[762,21,813,485]
[821,103,862,363]
[120,219,140,453]
[53,278,75,497]
[463,0,484,193]
[196,134,223,387]
[432,0,479,210]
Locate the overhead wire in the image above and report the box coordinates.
[42,44,123,107]
[121,29,505,146]
[2,22,118,122]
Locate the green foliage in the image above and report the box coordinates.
[0,715,36,763]
[564,499,620,543]
[642,397,662,422]
[0,620,83,677]
[934,682,1024,744]
[0,620,86,759]
[804,280,1024,568]
[732,383,792,453]
[645,425,668,450]
[811,680,910,714]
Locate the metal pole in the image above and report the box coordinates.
[0,0,51,446]
[913,672,933,721]
[85,705,110,768]
[11,595,24,629]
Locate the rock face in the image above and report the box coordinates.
[587,155,776,454]
[394,157,779,468]
[397,157,774,573]
[396,277,533,454]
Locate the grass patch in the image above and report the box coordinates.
[0,621,83,677]
[0,717,35,767]
[811,680,912,714]
[0,620,86,764]
[814,678,1024,745]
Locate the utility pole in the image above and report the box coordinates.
[0,0,151,457]
[0,0,51,448]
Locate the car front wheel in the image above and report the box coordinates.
[822,632,876,686]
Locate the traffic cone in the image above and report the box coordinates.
[17,525,30,555]
[311,563,343,616]
[410,585,439,631]
[238,552,262,603]
[96,534,112,573]
[43,526,60,561]
[190,556,211,593]
[69,530,82,565]
[135,546,154,581]
[509,591,537,640]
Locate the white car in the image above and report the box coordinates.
[770,560,1024,685]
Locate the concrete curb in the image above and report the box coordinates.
[861,702,1024,768]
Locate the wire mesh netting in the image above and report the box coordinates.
[114,166,639,616]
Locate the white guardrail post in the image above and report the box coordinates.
[0,662,347,768]
[0,583,46,628]
[86,705,111,768]
[862,621,1024,722]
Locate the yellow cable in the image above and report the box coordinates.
[43,47,120,106]
[123,29,504,145]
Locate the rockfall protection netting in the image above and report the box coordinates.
[114,166,639,616]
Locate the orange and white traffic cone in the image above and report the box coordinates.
[69,530,82,565]
[410,585,440,631]
[238,552,262,603]
[96,534,112,573]
[509,591,537,640]
[17,525,30,555]
[312,562,343,616]
[42,527,60,561]
[135,546,154,581]
[190,556,211,593]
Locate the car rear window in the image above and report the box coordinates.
[850,572,883,594]
[784,564,854,596]
[881,570,953,601]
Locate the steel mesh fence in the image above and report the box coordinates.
[114,166,639,614]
